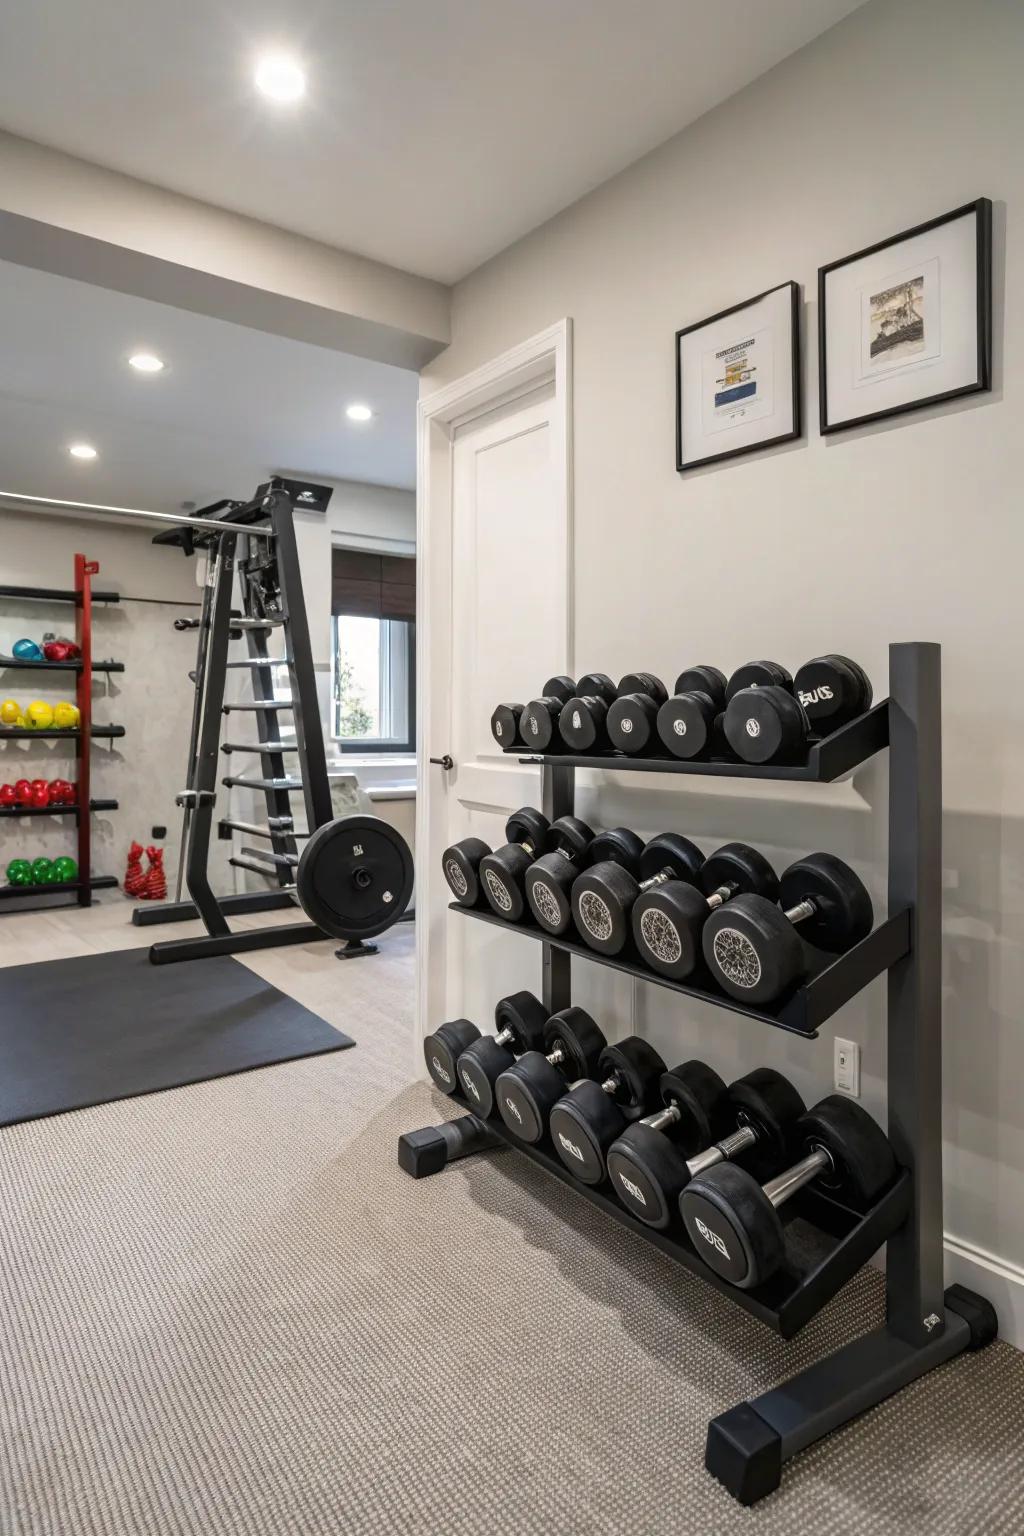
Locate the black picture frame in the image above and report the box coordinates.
[818,198,992,435]
[675,279,801,473]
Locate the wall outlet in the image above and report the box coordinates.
[834,1037,860,1097]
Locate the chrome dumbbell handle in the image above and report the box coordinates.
[763,1145,833,1209]
[639,863,675,894]
[686,1124,758,1176]
[784,897,817,924]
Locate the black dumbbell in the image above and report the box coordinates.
[556,674,621,753]
[605,673,670,755]
[517,676,580,751]
[702,852,873,1005]
[455,990,549,1118]
[526,825,643,936]
[491,676,576,750]
[725,659,794,701]
[441,807,548,910]
[607,1064,805,1230]
[681,1095,898,1289]
[655,665,729,760]
[631,840,778,981]
[495,1008,608,1142]
[476,808,554,920]
[794,654,873,734]
[571,831,705,956]
[423,1018,482,1095]
[548,1037,667,1183]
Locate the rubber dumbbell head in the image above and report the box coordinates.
[518,676,578,751]
[723,684,810,765]
[455,990,548,1117]
[490,702,524,749]
[496,1008,607,1143]
[724,660,794,702]
[794,654,873,734]
[606,672,669,755]
[558,673,619,753]
[525,819,631,935]
[548,1036,667,1183]
[423,1018,482,1095]
[572,832,703,956]
[681,1095,897,1288]
[477,807,551,920]
[656,666,729,761]
[631,840,778,980]
[441,836,492,908]
[702,851,872,1005]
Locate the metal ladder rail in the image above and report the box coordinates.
[240,619,300,885]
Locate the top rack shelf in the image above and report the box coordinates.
[508,700,889,783]
[0,656,124,673]
[0,583,120,605]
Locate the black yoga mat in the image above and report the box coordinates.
[0,947,354,1128]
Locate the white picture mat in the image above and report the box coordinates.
[679,284,794,464]
[824,209,978,425]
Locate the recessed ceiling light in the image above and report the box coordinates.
[128,351,165,374]
[345,403,374,423]
[254,53,306,103]
[68,443,98,460]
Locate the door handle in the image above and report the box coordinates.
[429,754,454,771]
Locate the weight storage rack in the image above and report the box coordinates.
[399,642,996,1505]
[0,555,123,908]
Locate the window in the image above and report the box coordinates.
[331,548,415,753]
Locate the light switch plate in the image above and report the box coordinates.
[834,1037,860,1097]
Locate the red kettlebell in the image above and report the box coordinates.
[31,778,49,795]
[0,783,16,808]
[30,783,50,807]
[13,779,33,806]
[48,780,68,806]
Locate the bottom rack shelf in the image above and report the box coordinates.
[0,874,118,903]
[432,1089,911,1339]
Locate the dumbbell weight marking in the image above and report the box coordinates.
[526,825,643,936]
[572,832,704,956]
[495,1008,608,1142]
[702,852,872,1005]
[423,1018,482,1094]
[548,1037,667,1184]
[681,1095,898,1289]
[455,990,549,1118]
[607,1065,805,1230]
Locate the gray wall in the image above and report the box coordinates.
[423,0,1024,1332]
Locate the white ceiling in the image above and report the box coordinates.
[0,259,418,512]
[0,0,868,284]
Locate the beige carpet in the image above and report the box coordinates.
[1,912,1022,1534]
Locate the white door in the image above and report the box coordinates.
[416,325,572,1049]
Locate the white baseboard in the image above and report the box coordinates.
[944,1231,1024,1348]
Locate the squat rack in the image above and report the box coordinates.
[400,642,995,1504]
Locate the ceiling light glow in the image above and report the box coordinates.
[254,53,306,103]
[345,403,374,423]
[129,352,165,373]
[68,443,98,460]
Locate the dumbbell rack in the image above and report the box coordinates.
[399,642,995,1505]
[0,555,124,909]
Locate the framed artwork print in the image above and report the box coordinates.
[818,198,992,434]
[676,280,800,472]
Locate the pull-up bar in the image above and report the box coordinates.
[0,490,275,537]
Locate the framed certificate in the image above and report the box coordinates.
[675,280,801,472]
[818,199,992,433]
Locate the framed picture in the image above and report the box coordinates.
[818,198,992,434]
[675,280,800,472]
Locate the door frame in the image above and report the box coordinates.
[414,318,574,1050]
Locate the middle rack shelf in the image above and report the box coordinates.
[450,902,909,1037]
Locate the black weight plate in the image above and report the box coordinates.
[657,692,716,759]
[638,832,704,886]
[702,894,804,1004]
[575,672,617,705]
[607,693,659,754]
[558,695,606,752]
[490,703,523,748]
[701,842,779,903]
[681,1162,784,1288]
[505,806,549,853]
[588,826,644,870]
[780,852,873,952]
[296,814,413,940]
[549,815,594,859]
[794,1096,897,1210]
[543,675,576,705]
[674,665,728,709]
[441,836,489,906]
[725,660,788,701]
[494,989,547,1053]
[544,1006,606,1079]
[660,1060,730,1154]
[727,1068,806,1176]
[601,1036,666,1108]
[617,672,668,705]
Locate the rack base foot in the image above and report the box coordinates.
[706,1285,995,1505]
[398,1113,503,1178]
[148,921,325,964]
[336,939,378,961]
